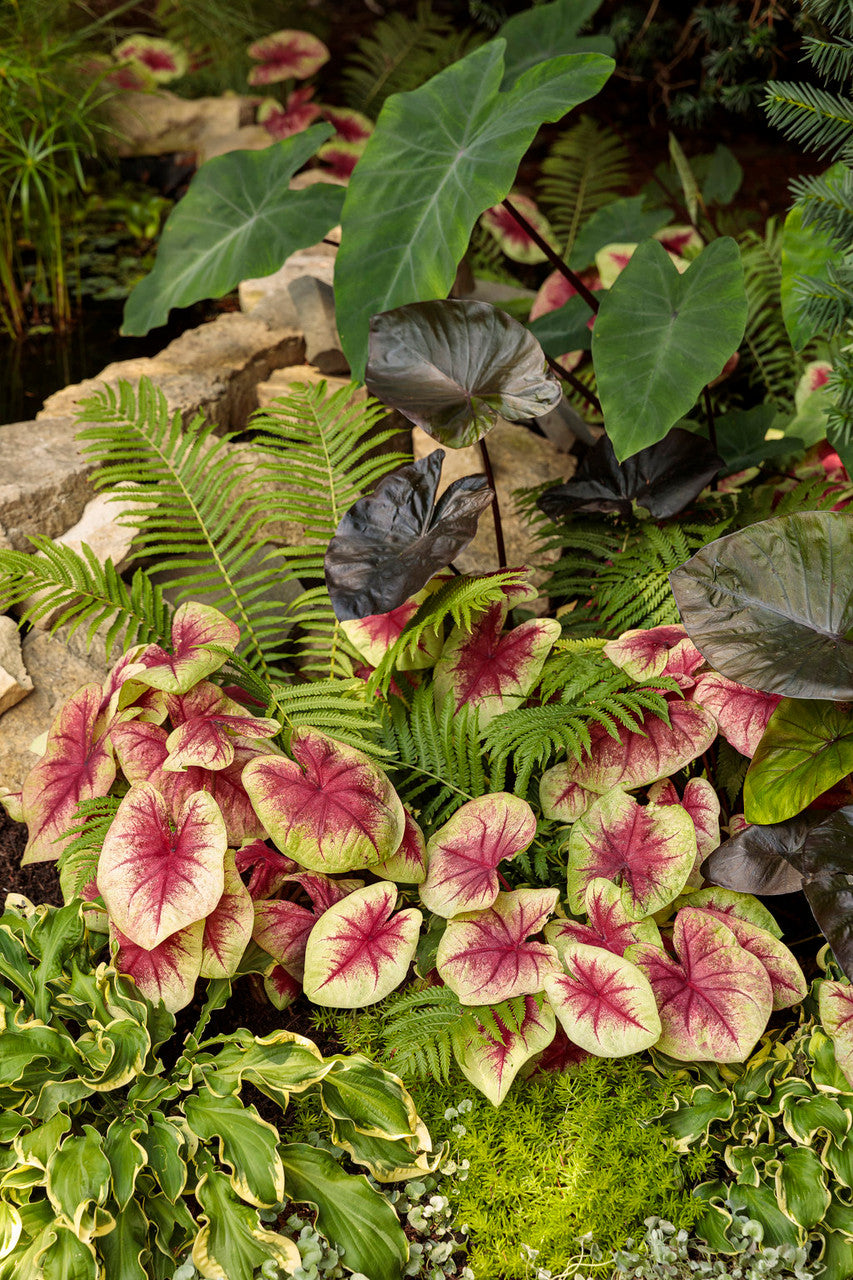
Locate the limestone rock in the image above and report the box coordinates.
[240,249,335,321]
[108,90,254,157]
[0,418,96,552]
[0,618,32,716]
[412,420,576,580]
[0,523,13,552]
[255,365,359,410]
[288,276,348,374]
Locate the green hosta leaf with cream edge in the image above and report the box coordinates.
[191,1157,301,1280]
[544,942,661,1056]
[455,994,557,1106]
[243,728,405,874]
[436,887,559,1005]
[419,792,537,918]
[303,882,422,1007]
[744,699,853,824]
[819,981,853,1090]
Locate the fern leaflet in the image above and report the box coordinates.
[537,116,629,258]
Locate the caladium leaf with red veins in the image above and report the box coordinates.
[566,789,696,917]
[545,877,662,961]
[243,728,405,874]
[235,841,296,900]
[534,1026,591,1074]
[434,604,562,728]
[530,269,602,321]
[247,29,329,84]
[97,784,227,951]
[112,920,203,1014]
[419,793,537,918]
[320,106,374,143]
[681,885,783,937]
[21,684,116,864]
[318,139,365,180]
[264,965,302,1011]
[372,811,428,884]
[691,672,781,758]
[544,943,662,1057]
[200,851,254,979]
[456,995,557,1106]
[630,907,773,1062]
[603,625,704,690]
[655,225,703,256]
[258,88,321,140]
[648,778,721,872]
[340,585,444,671]
[114,36,188,82]
[596,242,689,289]
[302,881,422,1007]
[162,682,279,773]
[252,899,316,981]
[133,603,240,695]
[101,647,168,723]
[284,871,364,914]
[539,699,718,822]
[480,194,560,264]
[435,888,559,1006]
[818,981,853,1088]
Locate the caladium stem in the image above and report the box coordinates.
[479,438,507,570]
[545,353,602,415]
[502,197,600,314]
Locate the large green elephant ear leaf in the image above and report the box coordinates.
[670,511,853,700]
[334,38,614,379]
[591,237,748,461]
[497,0,614,88]
[122,126,344,335]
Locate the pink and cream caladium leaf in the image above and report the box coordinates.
[235,840,296,900]
[243,728,405,874]
[114,35,188,82]
[372,810,428,884]
[97,784,227,951]
[540,700,718,822]
[302,881,422,1007]
[690,672,781,758]
[132,603,240,696]
[21,684,117,865]
[162,682,280,773]
[340,584,444,671]
[247,29,329,84]
[436,888,559,1006]
[655,225,703,256]
[480,193,560,264]
[545,877,662,960]
[679,885,783,937]
[264,965,302,1011]
[200,851,254,980]
[258,88,321,140]
[544,943,662,1057]
[456,995,557,1107]
[630,907,773,1062]
[317,139,365,180]
[603,624,704,690]
[647,778,721,871]
[320,106,374,143]
[818,981,853,1089]
[111,920,203,1014]
[253,874,363,980]
[566,789,696,916]
[434,604,562,728]
[419,793,537,918]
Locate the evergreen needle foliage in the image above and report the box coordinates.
[537,115,630,258]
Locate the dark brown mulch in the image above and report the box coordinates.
[0,806,62,907]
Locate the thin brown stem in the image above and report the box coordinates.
[545,353,602,415]
[479,438,507,570]
[502,197,600,314]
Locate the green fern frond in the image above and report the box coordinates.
[380,983,462,1082]
[0,536,171,654]
[764,81,853,159]
[268,677,388,758]
[537,115,629,259]
[739,220,803,406]
[802,34,853,82]
[790,168,853,245]
[714,739,750,808]
[794,262,853,336]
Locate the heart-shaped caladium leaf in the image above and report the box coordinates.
[132,602,240,695]
[365,299,560,450]
[480,194,560,264]
[97,784,228,951]
[252,874,362,980]
[683,902,806,1011]
[647,778,721,883]
[21,684,117,865]
[545,877,662,960]
[264,965,302,1011]
[691,672,781,758]
[670,512,853,700]
[456,995,557,1107]
[243,728,405,874]
[114,35,188,81]
[200,851,254,980]
[538,429,723,521]
[434,604,562,729]
[324,451,493,621]
[302,882,422,1007]
[436,888,559,1006]
[539,700,717,822]
[818,981,853,1089]
[566,789,696,917]
[235,840,297,900]
[544,943,662,1057]
[603,625,704,690]
[111,920,203,1014]
[340,583,445,671]
[372,810,428,884]
[247,28,329,83]
[419,793,537,918]
[162,682,280,773]
[630,907,773,1062]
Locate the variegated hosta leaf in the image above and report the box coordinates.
[419,792,537,918]
[630,907,773,1062]
[200,851,254,980]
[455,995,557,1106]
[540,700,718,821]
[45,1129,112,1242]
[436,888,559,1006]
[132,602,241,695]
[303,882,422,1007]
[111,920,203,1013]
[203,1029,328,1106]
[192,1160,301,1280]
[163,681,280,773]
[372,810,428,884]
[566,789,696,916]
[544,943,661,1056]
[242,728,405,874]
[183,1089,285,1208]
[545,876,662,960]
[647,778,721,876]
[691,671,781,758]
[434,603,561,728]
[603,624,703,689]
[21,684,116,864]
[98,784,228,950]
[819,980,853,1090]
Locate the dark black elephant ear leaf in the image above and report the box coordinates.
[804,878,853,981]
[324,450,493,620]
[670,511,853,700]
[700,816,822,895]
[365,298,561,450]
[799,806,853,881]
[538,427,722,521]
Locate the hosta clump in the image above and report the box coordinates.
[0,896,433,1280]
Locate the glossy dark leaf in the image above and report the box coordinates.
[538,427,722,521]
[804,878,853,981]
[365,299,561,450]
[670,512,853,700]
[324,451,492,620]
[799,807,853,881]
[701,817,820,896]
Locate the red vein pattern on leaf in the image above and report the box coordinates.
[550,890,642,957]
[552,951,650,1036]
[570,794,693,913]
[690,672,781,758]
[311,884,409,991]
[421,794,536,916]
[236,841,297,899]
[437,889,558,1005]
[112,920,202,1012]
[444,605,546,709]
